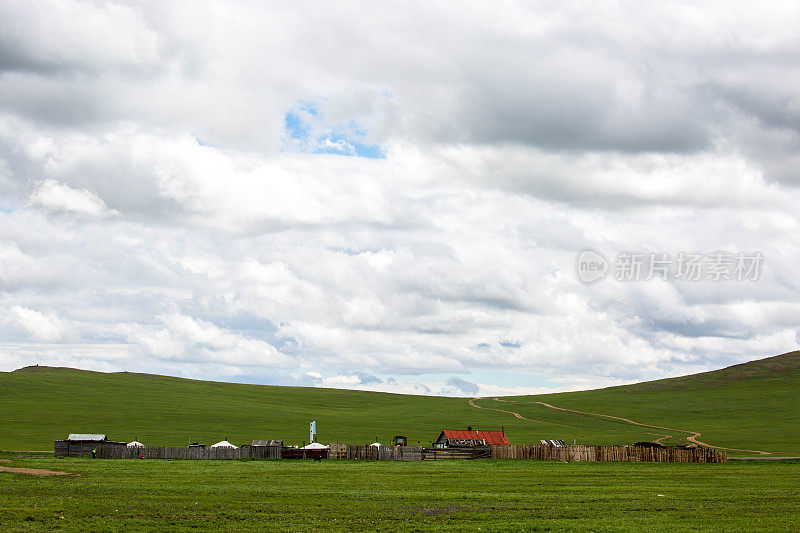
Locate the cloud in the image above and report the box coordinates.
[28,179,119,217]
[0,0,159,73]
[115,314,294,368]
[0,2,798,393]
[3,305,77,342]
[0,2,793,160]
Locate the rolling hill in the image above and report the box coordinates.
[1,351,798,455]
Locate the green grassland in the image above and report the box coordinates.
[0,456,797,531]
[1,351,798,455]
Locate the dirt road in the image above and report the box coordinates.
[468,397,773,455]
[467,398,544,422]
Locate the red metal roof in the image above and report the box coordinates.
[442,429,509,445]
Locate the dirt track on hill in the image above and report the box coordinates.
[468,397,773,455]
[467,398,545,422]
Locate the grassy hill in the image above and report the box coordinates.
[493,350,800,455]
[1,351,798,455]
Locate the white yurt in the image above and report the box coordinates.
[210,440,238,449]
[301,442,329,449]
[126,441,145,447]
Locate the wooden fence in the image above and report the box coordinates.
[423,447,491,460]
[328,444,425,460]
[107,445,282,460]
[329,444,724,463]
[56,441,725,463]
[327,444,489,461]
[55,443,282,460]
[490,444,726,463]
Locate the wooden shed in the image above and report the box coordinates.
[54,434,126,457]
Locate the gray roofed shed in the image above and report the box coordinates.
[68,434,107,441]
[252,439,283,447]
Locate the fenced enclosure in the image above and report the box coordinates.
[55,441,725,463]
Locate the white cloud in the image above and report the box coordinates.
[0,0,159,71]
[318,138,356,155]
[3,305,77,342]
[28,179,118,217]
[115,313,295,368]
[0,2,798,391]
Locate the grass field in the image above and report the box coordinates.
[0,455,797,531]
[1,351,798,455]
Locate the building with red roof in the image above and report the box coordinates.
[434,428,509,448]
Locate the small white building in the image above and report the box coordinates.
[301,442,329,450]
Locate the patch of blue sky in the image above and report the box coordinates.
[283,102,384,159]
[499,340,522,348]
[327,246,384,255]
[476,340,523,351]
[442,369,567,392]
[193,136,216,148]
[316,134,384,158]
[284,111,311,141]
[347,140,384,159]
[317,368,567,394]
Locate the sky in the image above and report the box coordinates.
[1,1,799,397]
